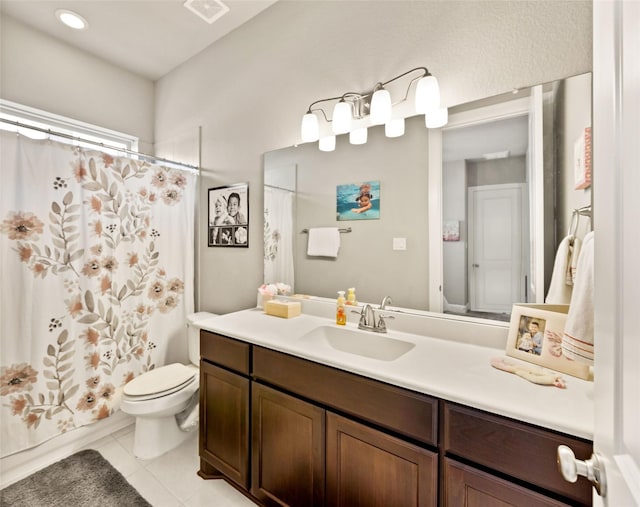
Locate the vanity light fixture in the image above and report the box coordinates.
[300,67,446,149]
[55,9,88,30]
[349,127,368,145]
[318,135,336,152]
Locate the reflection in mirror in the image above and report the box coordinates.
[264,163,296,289]
[442,106,531,321]
[263,73,592,325]
[438,73,592,321]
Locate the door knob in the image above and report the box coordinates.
[557,445,607,496]
[473,263,480,268]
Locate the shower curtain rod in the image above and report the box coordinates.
[1,118,199,173]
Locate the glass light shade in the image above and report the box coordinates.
[415,75,440,114]
[425,107,449,128]
[301,113,319,142]
[385,118,405,138]
[369,89,392,125]
[332,101,352,134]
[349,127,368,145]
[55,9,88,30]
[318,135,336,152]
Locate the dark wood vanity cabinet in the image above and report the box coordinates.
[442,402,593,507]
[251,382,325,506]
[251,347,439,507]
[199,332,251,489]
[443,458,571,507]
[326,412,438,507]
[199,330,593,507]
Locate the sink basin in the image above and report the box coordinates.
[299,325,415,361]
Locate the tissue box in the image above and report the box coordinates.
[264,299,301,319]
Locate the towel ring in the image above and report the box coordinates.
[568,213,579,237]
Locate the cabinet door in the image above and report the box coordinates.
[251,382,325,507]
[443,458,572,507]
[326,412,438,507]
[199,361,250,489]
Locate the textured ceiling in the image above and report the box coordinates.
[0,0,277,81]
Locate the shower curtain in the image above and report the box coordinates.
[0,132,196,457]
[263,186,294,288]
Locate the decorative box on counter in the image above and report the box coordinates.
[264,299,301,319]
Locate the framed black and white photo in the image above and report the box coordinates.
[208,183,249,247]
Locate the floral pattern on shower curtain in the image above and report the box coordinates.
[0,132,196,457]
[263,186,294,288]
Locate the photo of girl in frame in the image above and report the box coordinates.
[208,183,249,247]
[336,180,380,221]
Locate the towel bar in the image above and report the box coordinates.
[301,227,352,234]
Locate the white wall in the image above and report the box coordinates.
[154,0,592,314]
[556,73,593,241]
[0,15,155,152]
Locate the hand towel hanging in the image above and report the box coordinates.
[562,231,595,364]
[545,235,574,304]
[306,227,340,257]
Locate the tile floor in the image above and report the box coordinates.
[86,426,256,507]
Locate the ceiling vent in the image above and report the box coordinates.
[183,0,230,24]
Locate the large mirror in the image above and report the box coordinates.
[263,73,592,323]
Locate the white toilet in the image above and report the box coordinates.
[120,312,216,459]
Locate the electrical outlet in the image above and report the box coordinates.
[393,237,407,250]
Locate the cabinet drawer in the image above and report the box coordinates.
[443,402,592,506]
[200,330,250,375]
[253,346,438,446]
[443,458,571,507]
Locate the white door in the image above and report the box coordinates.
[588,1,639,505]
[468,184,524,313]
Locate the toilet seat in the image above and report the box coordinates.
[124,363,198,401]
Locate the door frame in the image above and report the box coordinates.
[592,0,639,504]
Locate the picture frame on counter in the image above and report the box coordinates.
[506,304,592,381]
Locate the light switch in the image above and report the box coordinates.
[393,237,407,250]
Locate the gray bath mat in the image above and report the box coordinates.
[0,449,151,507]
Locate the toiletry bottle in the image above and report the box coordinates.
[346,287,357,306]
[336,291,346,325]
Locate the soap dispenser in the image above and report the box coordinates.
[346,287,357,306]
[336,291,346,325]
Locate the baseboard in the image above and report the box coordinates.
[0,411,134,488]
[444,302,469,313]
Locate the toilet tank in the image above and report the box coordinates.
[186,312,217,366]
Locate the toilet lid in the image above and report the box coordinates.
[124,363,197,397]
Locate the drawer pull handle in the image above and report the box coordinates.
[557,445,607,497]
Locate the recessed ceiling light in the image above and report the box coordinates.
[55,9,88,30]
[183,0,229,24]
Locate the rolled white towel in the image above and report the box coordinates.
[546,235,573,304]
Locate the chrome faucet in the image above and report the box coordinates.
[357,304,377,330]
[380,296,392,310]
[355,298,395,333]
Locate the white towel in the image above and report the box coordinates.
[545,235,574,304]
[562,231,594,364]
[567,236,582,285]
[306,227,340,257]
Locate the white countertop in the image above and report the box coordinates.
[197,308,594,440]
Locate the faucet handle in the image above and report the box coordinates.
[376,313,395,332]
